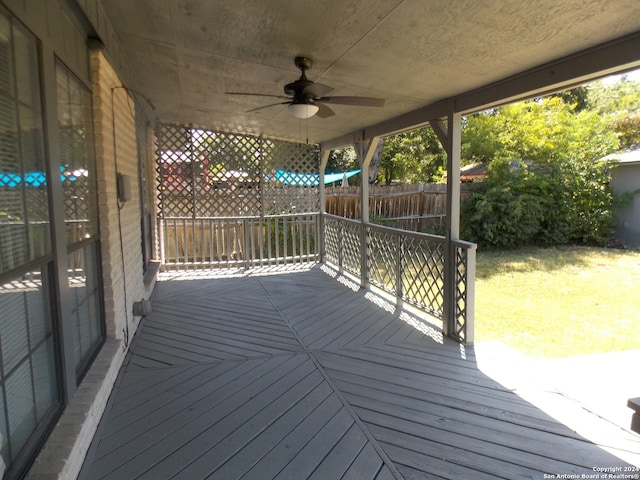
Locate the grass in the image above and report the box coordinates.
[474,245,640,359]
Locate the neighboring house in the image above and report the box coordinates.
[460,163,488,183]
[604,144,640,247]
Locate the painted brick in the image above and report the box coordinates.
[90,48,147,341]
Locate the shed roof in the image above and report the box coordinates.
[602,143,640,166]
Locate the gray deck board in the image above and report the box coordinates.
[79,265,639,480]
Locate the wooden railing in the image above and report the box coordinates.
[323,213,475,344]
[160,213,320,269]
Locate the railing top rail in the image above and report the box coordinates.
[324,213,444,243]
[452,238,477,250]
[383,214,444,221]
[324,213,361,225]
[325,190,448,199]
[367,220,447,243]
[162,212,320,221]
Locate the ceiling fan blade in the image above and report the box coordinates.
[302,82,334,98]
[315,102,335,118]
[226,92,290,100]
[317,96,385,107]
[246,101,291,113]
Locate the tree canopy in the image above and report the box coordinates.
[377,127,446,185]
[374,74,640,247]
[460,91,624,248]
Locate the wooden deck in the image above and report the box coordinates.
[79,265,639,479]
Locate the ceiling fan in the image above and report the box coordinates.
[226,57,385,119]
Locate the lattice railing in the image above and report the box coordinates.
[323,213,475,344]
[323,215,362,278]
[156,124,319,219]
[453,242,476,343]
[368,226,399,295]
[155,124,320,267]
[402,234,445,317]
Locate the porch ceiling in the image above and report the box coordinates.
[100,0,640,145]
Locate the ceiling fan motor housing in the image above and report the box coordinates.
[284,57,315,97]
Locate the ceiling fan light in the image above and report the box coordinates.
[288,102,319,119]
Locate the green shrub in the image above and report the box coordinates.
[462,167,547,248]
[461,160,617,248]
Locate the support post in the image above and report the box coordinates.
[319,148,331,263]
[432,109,462,338]
[355,135,381,288]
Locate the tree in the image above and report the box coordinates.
[550,85,590,112]
[461,97,619,247]
[587,76,640,148]
[378,127,446,185]
[326,147,357,173]
[368,139,385,185]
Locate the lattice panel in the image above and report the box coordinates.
[367,227,397,294]
[262,140,319,214]
[454,246,469,342]
[323,216,340,265]
[156,124,319,219]
[61,166,90,242]
[341,220,361,276]
[401,236,445,318]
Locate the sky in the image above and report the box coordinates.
[600,67,640,84]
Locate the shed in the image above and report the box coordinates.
[605,144,640,246]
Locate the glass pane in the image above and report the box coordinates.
[0,11,13,95]
[26,276,51,346]
[0,13,49,274]
[12,23,40,108]
[0,268,60,465]
[19,106,45,172]
[57,63,99,244]
[20,106,50,259]
[0,282,29,373]
[0,93,27,273]
[32,340,57,422]
[5,360,36,456]
[69,243,103,371]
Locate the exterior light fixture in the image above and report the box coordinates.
[288,102,318,119]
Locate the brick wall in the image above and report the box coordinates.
[90,48,146,340]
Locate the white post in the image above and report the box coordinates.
[355,135,381,288]
[443,108,462,337]
[319,148,331,262]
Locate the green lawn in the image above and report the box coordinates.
[474,246,640,359]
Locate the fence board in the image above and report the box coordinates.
[325,183,471,232]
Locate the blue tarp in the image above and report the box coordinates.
[274,169,361,186]
[0,171,47,187]
[0,166,86,187]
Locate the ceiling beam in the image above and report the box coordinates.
[455,30,640,114]
[320,31,640,150]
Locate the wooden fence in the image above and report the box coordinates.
[325,183,471,232]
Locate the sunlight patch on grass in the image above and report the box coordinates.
[474,246,640,359]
